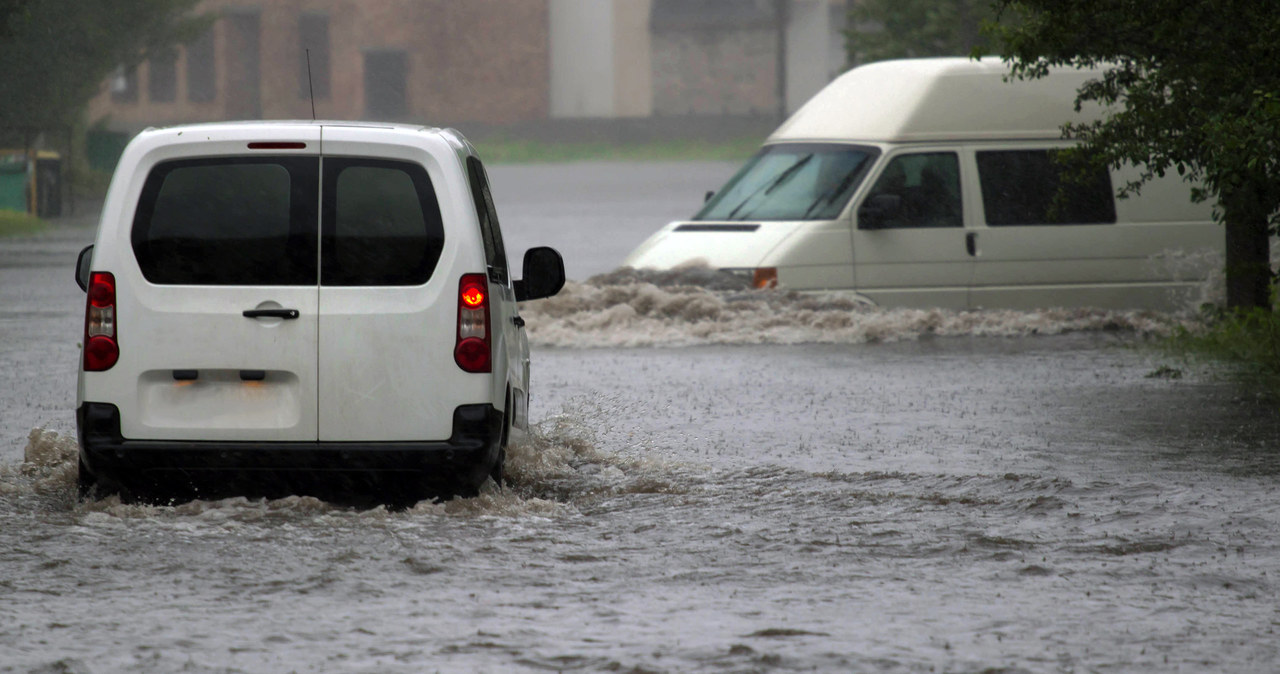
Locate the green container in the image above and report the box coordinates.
[0,155,27,213]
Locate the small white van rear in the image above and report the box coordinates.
[75,121,564,505]
[624,58,1221,311]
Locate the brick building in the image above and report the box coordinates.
[87,0,848,137]
[88,0,551,132]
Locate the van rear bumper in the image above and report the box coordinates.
[76,402,503,502]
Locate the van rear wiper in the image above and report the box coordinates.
[726,154,814,220]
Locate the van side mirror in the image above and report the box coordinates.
[514,246,565,302]
[857,194,901,230]
[75,245,93,291]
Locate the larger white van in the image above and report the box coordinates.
[624,58,1221,310]
[74,121,565,505]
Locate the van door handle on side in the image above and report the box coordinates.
[512,316,525,328]
[965,232,977,257]
[243,309,300,320]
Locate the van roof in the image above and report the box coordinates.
[769,58,1108,144]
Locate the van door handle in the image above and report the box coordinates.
[512,316,525,328]
[243,308,300,319]
[965,232,977,257]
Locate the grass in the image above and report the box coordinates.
[0,209,44,237]
[1162,305,1280,394]
[471,137,761,164]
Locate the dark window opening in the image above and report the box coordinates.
[858,152,962,229]
[364,50,408,121]
[186,29,216,103]
[321,158,445,286]
[976,150,1116,226]
[299,13,331,100]
[226,11,262,118]
[148,48,177,103]
[466,156,509,282]
[131,157,319,286]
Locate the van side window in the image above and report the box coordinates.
[976,150,1116,226]
[858,153,961,229]
[321,158,445,286]
[466,156,509,283]
[131,157,318,285]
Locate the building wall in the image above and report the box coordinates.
[549,0,652,119]
[87,0,550,132]
[651,26,778,116]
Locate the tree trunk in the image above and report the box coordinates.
[1222,187,1272,309]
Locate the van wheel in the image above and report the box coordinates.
[489,396,511,487]
[77,458,126,501]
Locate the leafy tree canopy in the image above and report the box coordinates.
[0,0,207,141]
[991,0,1280,308]
[846,0,996,64]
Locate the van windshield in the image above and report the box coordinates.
[695,143,878,221]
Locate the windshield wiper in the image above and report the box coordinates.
[800,157,869,220]
[725,154,814,220]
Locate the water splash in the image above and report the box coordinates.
[521,266,1193,348]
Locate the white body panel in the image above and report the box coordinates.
[623,59,1223,311]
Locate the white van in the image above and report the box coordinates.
[624,58,1221,310]
[73,121,564,505]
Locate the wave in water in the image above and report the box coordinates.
[521,266,1197,348]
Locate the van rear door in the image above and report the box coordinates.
[120,151,321,442]
[315,128,457,442]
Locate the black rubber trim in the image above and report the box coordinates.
[172,369,198,381]
[76,402,503,500]
[674,224,760,233]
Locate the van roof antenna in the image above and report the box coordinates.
[305,48,317,120]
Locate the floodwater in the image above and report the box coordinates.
[2,162,1279,673]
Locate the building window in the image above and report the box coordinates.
[110,65,138,103]
[148,48,177,102]
[186,29,216,103]
[299,13,330,100]
[364,50,407,120]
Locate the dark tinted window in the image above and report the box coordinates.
[977,150,1116,226]
[131,157,319,285]
[858,152,962,229]
[321,158,444,286]
[466,156,508,282]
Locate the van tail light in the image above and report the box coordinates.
[455,273,491,373]
[83,272,119,371]
[752,267,778,289]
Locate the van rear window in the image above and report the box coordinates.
[976,150,1116,226]
[131,157,319,285]
[321,158,445,286]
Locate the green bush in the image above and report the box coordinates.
[1165,304,1280,387]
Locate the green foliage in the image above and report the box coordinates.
[990,0,1280,308]
[845,0,997,64]
[1165,307,1280,391]
[0,208,43,236]
[0,0,208,140]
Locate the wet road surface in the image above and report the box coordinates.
[2,162,1279,673]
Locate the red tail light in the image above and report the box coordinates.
[455,273,491,372]
[83,272,119,371]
